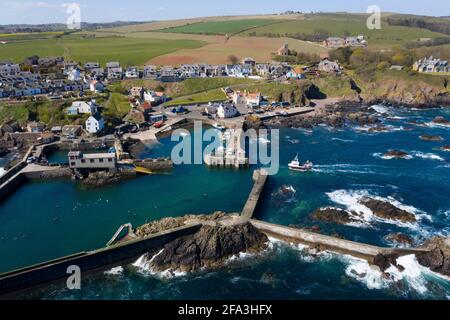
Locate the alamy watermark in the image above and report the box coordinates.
[66,265,81,290]
[367,5,381,30]
[64,3,81,30]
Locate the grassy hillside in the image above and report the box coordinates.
[0,38,63,62]
[246,15,448,48]
[158,19,281,35]
[61,35,205,66]
[0,34,206,66]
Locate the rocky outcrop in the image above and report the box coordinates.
[359,198,416,223]
[132,158,173,171]
[372,252,402,273]
[420,134,444,141]
[432,116,450,127]
[347,112,379,126]
[416,237,450,277]
[135,212,227,237]
[144,222,268,273]
[82,170,136,187]
[385,233,414,247]
[271,185,296,206]
[310,207,358,225]
[384,150,410,159]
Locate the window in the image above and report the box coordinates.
[70,162,75,166]
[81,159,85,163]
[108,158,112,162]
[90,159,94,163]
[99,158,104,163]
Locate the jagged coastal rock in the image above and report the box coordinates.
[384,150,410,159]
[359,198,416,223]
[310,207,358,225]
[82,170,136,187]
[416,237,450,277]
[385,233,414,247]
[271,185,296,206]
[136,212,228,237]
[419,134,444,141]
[432,116,450,127]
[142,223,268,273]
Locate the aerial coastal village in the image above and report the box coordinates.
[0,6,450,302]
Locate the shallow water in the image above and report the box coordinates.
[1,106,450,299]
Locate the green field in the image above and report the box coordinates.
[166,89,227,106]
[0,34,206,66]
[246,17,448,47]
[159,19,279,35]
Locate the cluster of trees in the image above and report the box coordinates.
[405,37,450,49]
[386,15,450,36]
[328,47,419,80]
[273,51,320,65]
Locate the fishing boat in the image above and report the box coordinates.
[288,154,313,171]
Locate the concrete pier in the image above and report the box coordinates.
[241,170,268,220]
[250,219,430,261]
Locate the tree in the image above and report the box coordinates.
[228,55,239,64]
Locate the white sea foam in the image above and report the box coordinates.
[344,254,430,294]
[326,189,429,228]
[132,250,186,278]
[411,151,445,161]
[331,138,354,143]
[104,266,124,276]
[370,105,390,114]
[0,167,5,177]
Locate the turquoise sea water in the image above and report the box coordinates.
[1,105,450,299]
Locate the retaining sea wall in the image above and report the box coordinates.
[0,224,202,297]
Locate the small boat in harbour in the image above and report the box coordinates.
[288,154,313,171]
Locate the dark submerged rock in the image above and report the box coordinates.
[310,207,358,225]
[359,198,416,223]
[383,150,410,159]
[419,134,444,142]
[385,233,414,247]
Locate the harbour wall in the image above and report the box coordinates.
[241,170,268,220]
[0,224,202,297]
[250,219,430,261]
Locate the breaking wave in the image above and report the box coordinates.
[344,254,430,294]
[326,189,430,229]
[132,251,187,279]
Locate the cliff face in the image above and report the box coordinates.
[141,222,268,273]
[304,72,449,108]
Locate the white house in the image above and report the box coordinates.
[143,90,167,105]
[232,91,261,107]
[217,103,238,119]
[85,114,105,134]
[89,80,104,93]
[125,66,139,79]
[67,68,82,81]
[0,63,21,76]
[68,100,99,115]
